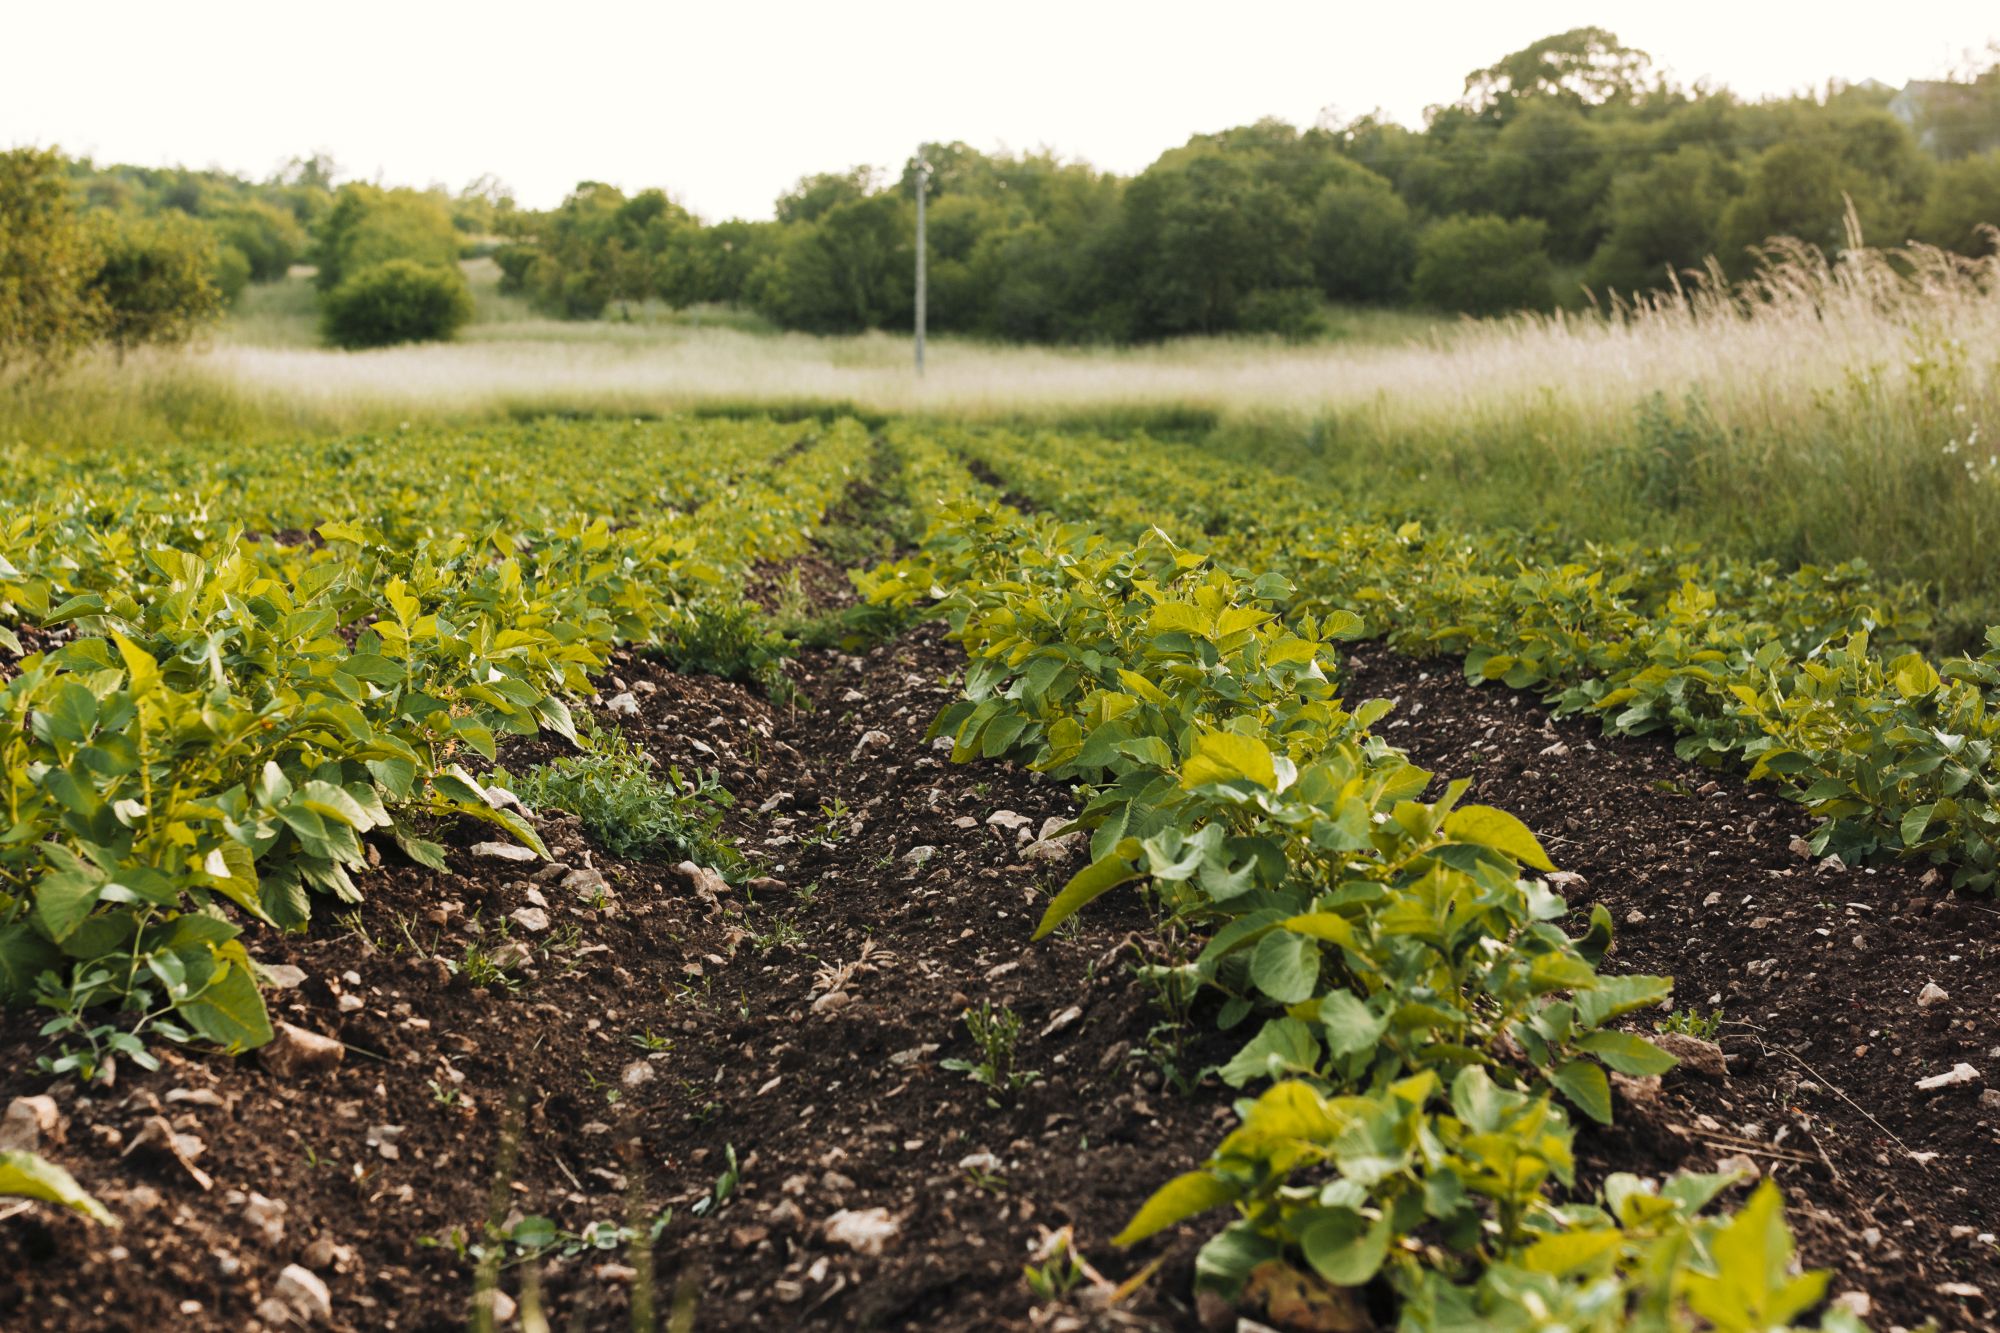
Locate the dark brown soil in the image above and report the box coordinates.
[1341,643,2000,1333]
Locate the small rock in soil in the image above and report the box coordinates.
[471,841,539,864]
[1915,1062,1981,1091]
[273,1263,332,1323]
[0,1095,62,1153]
[260,1023,345,1080]
[1715,1153,1762,1183]
[509,906,550,933]
[1652,1032,1728,1080]
[241,1192,286,1247]
[261,964,308,990]
[823,1206,900,1255]
[1917,981,1950,1008]
[849,729,892,761]
[605,692,640,717]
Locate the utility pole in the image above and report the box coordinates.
[914,144,928,377]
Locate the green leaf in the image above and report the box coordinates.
[1182,731,1276,790]
[1684,1181,1830,1333]
[1250,930,1319,1005]
[1575,973,1674,1028]
[1218,1017,1322,1089]
[178,956,275,1051]
[1577,1030,1678,1077]
[1318,990,1389,1058]
[33,858,106,945]
[1113,1170,1238,1246]
[1888,651,1940,700]
[0,1151,115,1226]
[0,924,61,1003]
[1032,840,1142,940]
[1549,1060,1613,1126]
[1300,1207,1391,1286]
[1441,805,1556,872]
[1520,1227,1623,1276]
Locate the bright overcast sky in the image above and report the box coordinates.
[6,1,1997,221]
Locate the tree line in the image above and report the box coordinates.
[493,29,2000,339]
[7,27,2000,363]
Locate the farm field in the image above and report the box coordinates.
[2,413,1996,1332]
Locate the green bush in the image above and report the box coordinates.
[87,212,224,353]
[1411,214,1555,316]
[320,259,472,348]
[1236,287,1326,341]
[211,243,252,306]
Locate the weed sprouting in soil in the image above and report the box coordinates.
[942,1002,1042,1105]
[499,726,735,865]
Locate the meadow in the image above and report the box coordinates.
[14,233,1996,645]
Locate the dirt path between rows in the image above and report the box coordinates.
[0,565,1227,1331]
[1341,643,2000,1333]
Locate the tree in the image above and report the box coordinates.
[751,194,911,333]
[211,200,308,282]
[86,212,223,353]
[1917,150,2000,255]
[1461,28,1656,121]
[1412,215,1555,315]
[1585,145,1732,293]
[0,147,106,371]
[1309,177,1415,301]
[774,168,876,225]
[313,184,461,291]
[1115,149,1312,336]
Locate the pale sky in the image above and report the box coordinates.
[6,1,1996,221]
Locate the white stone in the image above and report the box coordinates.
[509,906,550,933]
[1916,1063,1981,1091]
[605,692,640,717]
[273,1264,332,1323]
[471,841,538,864]
[823,1207,900,1255]
[0,1096,61,1153]
[1917,981,1950,1008]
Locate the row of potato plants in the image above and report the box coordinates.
[861,462,1860,1331]
[903,421,2000,893]
[0,417,871,1066]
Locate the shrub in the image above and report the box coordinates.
[1236,287,1327,341]
[1411,214,1555,316]
[87,212,224,353]
[0,147,106,371]
[320,259,472,348]
[211,243,252,306]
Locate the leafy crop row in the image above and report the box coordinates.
[864,435,1861,1328]
[898,421,2000,893]
[0,417,869,1061]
